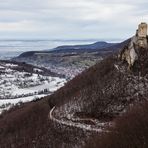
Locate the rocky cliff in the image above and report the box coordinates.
[0,23,148,148]
[119,22,148,75]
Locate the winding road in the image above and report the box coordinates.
[49,106,109,133]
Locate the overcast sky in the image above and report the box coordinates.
[0,0,148,41]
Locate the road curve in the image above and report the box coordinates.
[49,106,109,133]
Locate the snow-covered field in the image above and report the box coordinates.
[0,61,66,114]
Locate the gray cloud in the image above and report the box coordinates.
[0,0,147,41]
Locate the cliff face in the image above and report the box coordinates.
[47,23,148,147]
[119,23,148,74]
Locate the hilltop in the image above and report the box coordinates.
[17,41,116,57]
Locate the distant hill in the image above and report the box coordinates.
[13,39,131,79]
[50,41,116,53]
[0,60,62,77]
[17,40,129,58]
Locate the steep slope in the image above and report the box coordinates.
[45,23,148,146]
[1,50,147,148]
[85,101,148,148]
[0,23,148,148]
[0,99,51,148]
[1,53,148,148]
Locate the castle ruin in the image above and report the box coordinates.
[138,22,147,38]
[137,23,148,48]
[120,22,148,70]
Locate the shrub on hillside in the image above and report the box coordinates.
[86,101,148,148]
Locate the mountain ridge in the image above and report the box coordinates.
[16,40,123,58]
[1,23,148,147]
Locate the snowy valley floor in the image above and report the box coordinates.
[0,61,66,114]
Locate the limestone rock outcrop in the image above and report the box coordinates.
[119,22,148,72]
